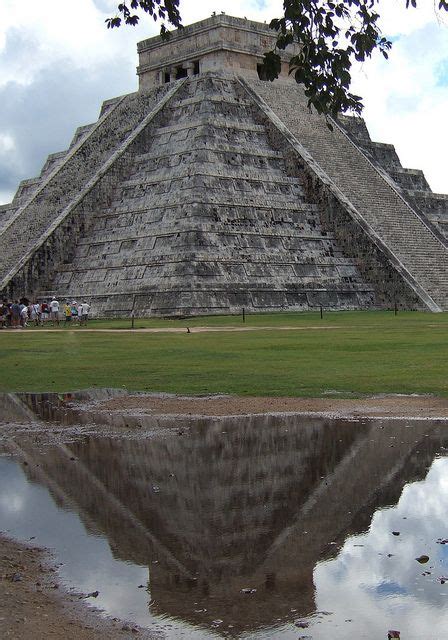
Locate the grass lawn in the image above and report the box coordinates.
[1,310,447,396]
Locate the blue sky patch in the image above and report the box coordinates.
[436,58,448,87]
[375,580,408,597]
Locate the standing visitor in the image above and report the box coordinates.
[71,301,79,324]
[80,301,90,326]
[20,304,29,327]
[49,297,60,326]
[0,300,8,328]
[41,300,50,323]
[32,301,41,326]
[10,301,21,328]
[64,302,72,324]
[4,301,12,327]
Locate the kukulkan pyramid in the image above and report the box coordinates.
[1,14,447,316]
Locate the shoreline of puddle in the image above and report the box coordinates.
[3,389,448,639]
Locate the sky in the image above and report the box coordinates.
[0,0,447,204]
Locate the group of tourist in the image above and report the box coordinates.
[0,297,91,329]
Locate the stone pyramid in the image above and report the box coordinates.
[1,14,447,316]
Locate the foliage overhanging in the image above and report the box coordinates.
[106,1,448,116]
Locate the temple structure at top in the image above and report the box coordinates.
[0,13,447,316]
[136,13,298,89]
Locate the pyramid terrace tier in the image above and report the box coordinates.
[3,71,446,314]
[41,287,375,317]
[244,77,448,311]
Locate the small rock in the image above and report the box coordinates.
[11,573,23,582]
[295,620,309,628]
[241,588,257,594]
[416,555,430,564]
[86,590,99,598]
[388,632,400,639]
[392,531,400,536]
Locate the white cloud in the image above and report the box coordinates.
[0,0,446,202]
[0,133,15,153]
[351,16,448,193]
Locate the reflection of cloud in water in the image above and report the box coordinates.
[314,457,448,639]
[0,493,25,514]
[3,392,448,638]
[0,459,29,514]
[0,457,219,638]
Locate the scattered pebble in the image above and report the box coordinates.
[295,619,309,628]
[416,555,430,564]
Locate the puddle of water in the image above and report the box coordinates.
[1,392,448,638]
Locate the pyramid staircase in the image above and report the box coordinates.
[1,72,447,315]
[39,75,375,316]
[243,78,448,311]
[0,82,181,296]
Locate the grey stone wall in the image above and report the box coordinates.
[339,115,448,244]
[244,77,448,311]
[2,69,447,316]
[0,84,175,300]
[43,74,376,317]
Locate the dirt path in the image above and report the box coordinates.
[99,392,448,420]
[3,322,445,334]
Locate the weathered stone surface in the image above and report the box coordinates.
[339,114,448,244]
[245,77,448,311]
[1,13,447,316]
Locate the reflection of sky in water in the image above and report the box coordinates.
[3,447,448,638]
[312,456,448,639]
[0,458,216,639]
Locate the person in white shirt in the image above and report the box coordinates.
[20,305,28,327]
[80,301,90,326]
[49,297,60,326]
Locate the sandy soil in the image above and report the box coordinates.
[2,391,448,638]
[0,536,162,640]
[99,392,448,420]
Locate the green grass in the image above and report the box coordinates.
[1,310,448,396]
[21,309,448,330]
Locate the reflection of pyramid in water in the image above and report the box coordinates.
[1,14,448,314]
[4,392,448,635]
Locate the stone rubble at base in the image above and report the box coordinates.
[0,14,447,317]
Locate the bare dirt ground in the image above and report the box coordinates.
[2,391,448,639]
[0,536,161,640]
[99,392,448,420]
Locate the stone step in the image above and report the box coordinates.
[154,118,265,136]
[119,167,299,188]
[245,78,448,311]
[0,82,185,292]
[134,145,283,163]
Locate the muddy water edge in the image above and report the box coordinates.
[2,390,448,639]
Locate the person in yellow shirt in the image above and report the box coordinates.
[64,302,72,325]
